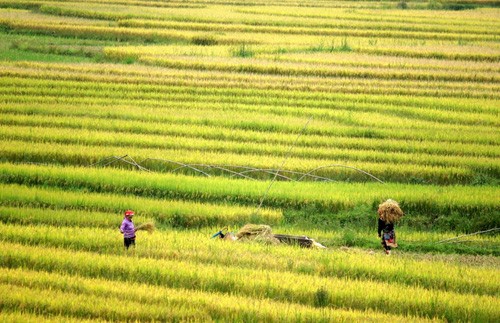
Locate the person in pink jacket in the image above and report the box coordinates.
[120,210,136,249]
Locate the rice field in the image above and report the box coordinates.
[0,0,499,321]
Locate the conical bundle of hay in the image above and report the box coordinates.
[236,224,280,245]
[378,199,404,224]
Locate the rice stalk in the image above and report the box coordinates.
[236,224,280,245]
[378,199,404,224]
[135,222,155,234]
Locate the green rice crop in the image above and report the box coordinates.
[0,181,283,227]
[0,164,498,231]
[1,242,498,321]
[0,267,428,322]
[0,66,497,183]
[0,1,498,321]
[1,221,498,296]
[2,115,497,158]
[0,99,497,146]
[0,206,123,228]
[1,124,497,176]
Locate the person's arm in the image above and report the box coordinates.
[377,218,384,237]
[120,221,125,233]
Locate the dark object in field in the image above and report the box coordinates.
[213,224,326,249]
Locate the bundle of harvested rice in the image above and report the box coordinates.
[378,199,404,224]
[236,224,280,245]
[135,222,155,234]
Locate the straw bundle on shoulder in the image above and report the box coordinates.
[135,222,155,234]
[236,224,280,245]
[378,199,404,224]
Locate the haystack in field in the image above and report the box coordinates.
[378,199,404,224]
[236,224,280,245]
[233,224,326,248]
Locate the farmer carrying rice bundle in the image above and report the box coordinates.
[377,199,404,255]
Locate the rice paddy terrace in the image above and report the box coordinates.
[0,0,499,321]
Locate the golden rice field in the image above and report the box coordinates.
[0,0,499,321]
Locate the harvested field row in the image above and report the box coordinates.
[116,16,498,36]
[0,18,215,44]
[1,64,498,114]
[6,51,500,74]
[113,19,498,41]
[235,5,500,26]
[4,66,498,99]
[2,114,498,158]
[2,76,498,127]
[4,1,499,31]
[2,89,497,130]
[6,74,496,98]
[1,124,497,175]
[1,7,499,57]
[133,55,500,82]
[1,100,497,146]
[0,140,481,185]
[5,66,496,95]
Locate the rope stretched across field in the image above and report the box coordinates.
[255,116,313,213]
[142,158,211,177]
[90,155,150,172]
[436,228,500,244]
[298,164,385,184]
[87,154,384,184]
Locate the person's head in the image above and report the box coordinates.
[378,199,403,223]
[124,210,135,219]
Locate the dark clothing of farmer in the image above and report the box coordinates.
[377,199,403,255]
[378,218,395,252]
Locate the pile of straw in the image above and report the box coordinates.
[135,222,155,234]
[236,224,280,245]
[378,199,404,224]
